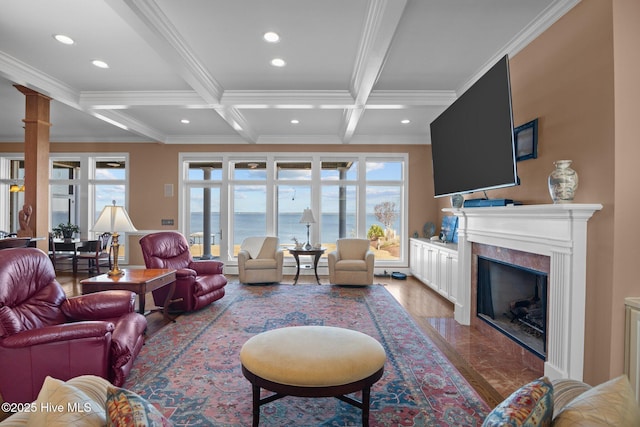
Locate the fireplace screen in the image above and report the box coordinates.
[477,256,548,359]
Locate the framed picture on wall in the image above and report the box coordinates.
[514,118,538,162]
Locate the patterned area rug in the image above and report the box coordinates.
[125,283,490,426]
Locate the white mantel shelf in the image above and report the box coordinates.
[444,203,603,381]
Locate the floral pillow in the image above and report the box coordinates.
[483,377,553,427]
[106,386,172,427]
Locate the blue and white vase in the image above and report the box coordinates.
[548,160,578,203]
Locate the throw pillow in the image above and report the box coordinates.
[550,378,592,418]
[241,236,265,259]
[483,376,553,427]
[553,375,640,426]
[28,376,105,426]
[106,386,173,427]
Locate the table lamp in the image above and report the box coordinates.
[299,208,316,250]
[92,201,137,276]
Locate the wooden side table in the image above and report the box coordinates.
[288,248,325,285]
[80,269,177,321]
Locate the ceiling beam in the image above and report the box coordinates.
[340,0,408,143]
[80,90,207,109]
[106,0,257,142]
[89,109,166,142]
[0,51,81,110]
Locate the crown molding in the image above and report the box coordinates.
[222,90,355,109]
[367,90,457,107]
[0,51,80,109]
[164,135,247,144]
[80,90,207,108]
[457,0,581,95]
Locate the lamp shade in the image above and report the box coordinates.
[299,208,316,224]
[92,204,137,233]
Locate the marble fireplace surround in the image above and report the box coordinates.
[446,204,602,381]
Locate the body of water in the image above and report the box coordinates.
[190,212,399,245]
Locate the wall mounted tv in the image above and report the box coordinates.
[430,55,518,198]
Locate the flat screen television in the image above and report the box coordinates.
[430,55,518,198]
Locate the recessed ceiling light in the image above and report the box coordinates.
[401,119,411,124]
[290,119,300,124]
[270,58,286,67]
[263,32,280,43]
[92,59,109,69]
[53,34,75,45]
[181,119,190,124]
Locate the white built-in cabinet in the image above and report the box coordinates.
[409,238,458,303]
[626,297,640,404]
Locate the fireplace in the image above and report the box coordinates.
[447,204,602,381]
[476,255,548,359]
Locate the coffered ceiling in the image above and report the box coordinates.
[0,0,579,145]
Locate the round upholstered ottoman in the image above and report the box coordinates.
[240,325,386,427]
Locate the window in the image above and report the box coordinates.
[48,154,131,261]
[365,160,404,261]
[50,159,80,228]
[320,160,358,243]
[181,153,408,267]
[0,158,26,233]
[231,160,267,256]
[0,153,131,260]
[185,162,223,259]
[276,160,312,247]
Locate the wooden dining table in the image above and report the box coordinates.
[0,237,32,249]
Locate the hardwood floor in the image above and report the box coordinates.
[58,271,542,407]
[381,275,541,407]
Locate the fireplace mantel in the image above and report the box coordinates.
[445,203,602,381]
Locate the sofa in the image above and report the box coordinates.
[0,375,172,426]
[0,248,147,404]
[139,231,227,312]
[483,375,640,426]
[237,236,283,284]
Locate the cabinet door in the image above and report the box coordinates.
[437,250,451,298]
[424,246,438,288]
[448,254,458,303]
[410,240,423,280]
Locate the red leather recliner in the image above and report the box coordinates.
[139,231,227,312]
[0,248,147,403]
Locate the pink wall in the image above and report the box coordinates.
[612,0,640,381]
[436,0,635,384]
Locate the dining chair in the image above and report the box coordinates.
[48,233,75,271]
[73,233,111,275]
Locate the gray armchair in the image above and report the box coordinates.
[328,238,375,286]
[238,236,283,284]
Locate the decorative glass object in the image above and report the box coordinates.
[450,193,464,208]
[548,160,578,203]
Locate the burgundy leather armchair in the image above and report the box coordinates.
[139,231,227,312]
[0,248,147,403]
